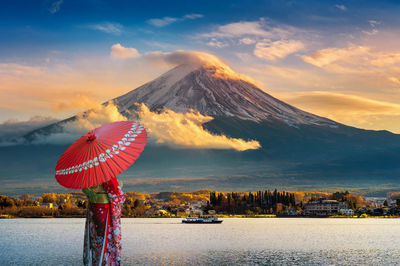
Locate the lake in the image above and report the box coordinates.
[0,218,399,265]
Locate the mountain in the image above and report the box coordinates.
[111,62,400,162]
[2,60,400,194]
[115,63,337,127]
[26,61,338,138]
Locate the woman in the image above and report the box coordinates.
[82,177,125,266]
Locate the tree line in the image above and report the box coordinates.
[0,193,84,218]
[208,189,297,215]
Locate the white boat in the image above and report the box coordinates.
[182,217,223,224]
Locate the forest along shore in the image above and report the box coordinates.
[1,189,400,218]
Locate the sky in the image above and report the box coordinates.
[2,0,400,133]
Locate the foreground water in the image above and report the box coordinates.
[0,218,399,265]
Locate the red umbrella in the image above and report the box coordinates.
[55,121,147,189]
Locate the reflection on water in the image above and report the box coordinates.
[0,218,399,265]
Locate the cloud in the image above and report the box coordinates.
[302,45,370,68]
[64,101,127,133]
[199,19,304,51]
[302,44,400,76]
[200,19,298,39]
[137,103,261,151]
[0,63,44,76]
[283,91,400,133]
[27,101,261,150]
[147,17,178,27]
[369,53,400,67]
[202,21,269,38]
[368,20,380,26]
[142,50,261,85]
[50,94,104,113]
[206,38,228,48]
[147,13,203,27]
[142,50,227,67]
[388,76,400,85]
[0,116,58,146]
[335,4,347,11]
[0,61,129,115]
[254,40,304,61]
[362,20,380,35]
[108,48,259,85]
[32,100,127,145]
[87,22,123,35]
[49,0,63,14]
[183,14,204,20]
[239,38,256,45]
[286,91,400,115]
[111,43,140,59]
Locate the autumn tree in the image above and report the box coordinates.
[42,193,57,203]
[0,195,15,208]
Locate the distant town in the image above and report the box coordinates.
[1,189,400,218]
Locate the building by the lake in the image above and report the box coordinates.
[304,199,347,216]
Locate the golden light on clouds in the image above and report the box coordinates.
[282,91,400,133]
[32,100,262,150]
[113,47,262,86]
[254,40,304,61]
[12,100,128,145]
[285,91,400,115]
[51,94,101,113]
[0,60,155,119]
[301,45,370,68]
[111,43,140,59]
[70,101,127,131]
[301,44,400,75]
[137,103,261,151]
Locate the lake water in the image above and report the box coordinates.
[0,218,399,265]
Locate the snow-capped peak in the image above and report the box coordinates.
[114,63,338,128]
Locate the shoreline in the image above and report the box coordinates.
[2,214,399,219]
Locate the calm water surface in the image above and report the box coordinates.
[0,218,399,265]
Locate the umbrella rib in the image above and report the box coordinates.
[92,141,110,185]
[96,140,127,171]
[59,137,88,165]
[94,142,108,186]
[57,137,88,171]
[119,148,140,160]
[97,126,132,141]
[71,141,92,189]
[90,141,102,187]
[59,140,88,189]
[97,138,143,161]
[99,127,144,142]
[70,143,90,189]
[99,138,147,151]
[64,148,84,187]
[81,142,95,189]
[115,144,143,160]
[94,140,122,179]
[57,145,80,170]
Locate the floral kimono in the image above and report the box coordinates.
[83,178,125,266]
